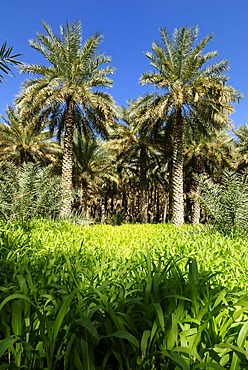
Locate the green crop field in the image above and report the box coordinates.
[1,220,248,369]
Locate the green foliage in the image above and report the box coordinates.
[0,163,61,222]
[110,209,125,225]
[0,222,248,368]
[0,105,61,166]
[15,20,118,216]
[234,122,248,169]
[200,171,248,233]
[0,41,22,82]
[137,25,240,226]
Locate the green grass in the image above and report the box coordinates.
[1,220,248,369]
[7,220,248,291]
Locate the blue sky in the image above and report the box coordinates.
[0,0,247,128]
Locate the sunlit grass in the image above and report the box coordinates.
[13,219,248,291]
[1,220,248,369]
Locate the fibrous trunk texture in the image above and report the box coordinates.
[190,156,201,224]
[60,101,74,218]
[171,108,184,227]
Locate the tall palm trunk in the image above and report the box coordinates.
[171,108,184,226]
[60,100,74,217]
[190,156,201,224]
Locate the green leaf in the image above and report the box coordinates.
[52,289,78,344]
[106,330,139,348]
[73,349,84,370]
[75,316,99,339]
[174,346,201,362]
[11,300,23,336]
[213,289,228,308]
[0,293,32,311]
[217,342,248,370]
[230,320,248,370]
[237,320,248,348]
[0,365,13,369]
[152,302,165,331]
[0,293,45,325]
[193,363,226,369]
[216,342,248,359]
[163,349,190,370]
[165,294,192,302]
[64,333,76,369]
[0,337,19,357]
[141,330,151,359]
[167,313,178,350]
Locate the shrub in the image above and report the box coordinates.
[200,170,248,233]
[0,163,61,222]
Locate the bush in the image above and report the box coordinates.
[200,170,248,233]
[0,163,61,222]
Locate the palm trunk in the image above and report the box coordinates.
[101,199,106,223]
[163,193,168,223]
[171,108,184,226]
[190,156,201,224]
[60,100,74,218]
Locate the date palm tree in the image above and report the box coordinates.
[137,26,239,226]
[16,21,118,217]
[109,106,162,222]
[0,105,61,166]
[184,128,236,223]
[73,130,118,218]
[234,122,248,170]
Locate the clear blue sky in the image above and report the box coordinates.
[0,0,247,127]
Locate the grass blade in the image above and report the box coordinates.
[0,337,19,357]
[141,330,151,359]
[52,289,78,344]
[106,330,139,348]
[163,349,190,370]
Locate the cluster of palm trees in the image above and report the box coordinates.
[0,21,247,226]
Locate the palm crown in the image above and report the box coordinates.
[16,21,118,216]
[136,26,239,226]
[140,26,236,119]
[0,106,61,166]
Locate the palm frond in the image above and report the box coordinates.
[200,170,248,232]
[0,163,61,221]
[0,41,22,81]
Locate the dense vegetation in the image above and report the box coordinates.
[1,221,248,369]
[0,21,246,227]
[0,20,248,369]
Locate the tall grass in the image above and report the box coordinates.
[1,221,248,369]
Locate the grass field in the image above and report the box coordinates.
[1,220,248,369]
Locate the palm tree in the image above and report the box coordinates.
[0,106,61,166]
[72,130,118,220]
[0,41,22,82]
[234,122,248,170]
[184,128,236,223]
[16,21,118,217]
[109,106,162,222]
[137,26,239,226]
